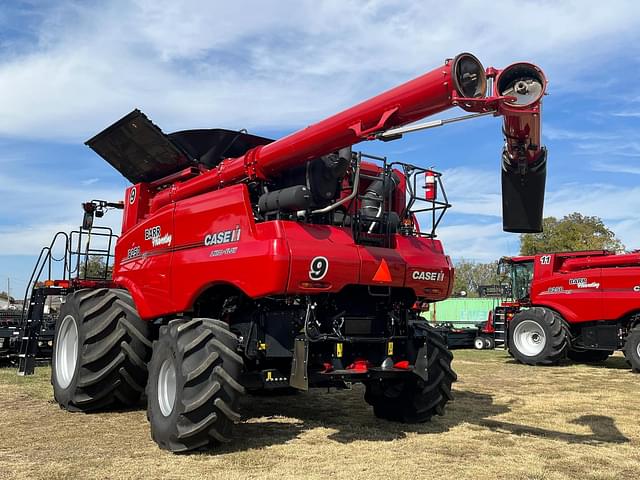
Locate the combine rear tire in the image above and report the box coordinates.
[623,325,640,373]
[364,327,456,423]
[508,308,568,365]
[52,288,152,411]
[147,318,245,452]
[567,349,612,363]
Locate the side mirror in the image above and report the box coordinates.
[82,210,94,230]
[496,260,508,277]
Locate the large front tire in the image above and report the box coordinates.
[623,325,640,373]
[147,318,245,452]
[51,288,152,411]
[508,308,568,365]
[364,326,456,423]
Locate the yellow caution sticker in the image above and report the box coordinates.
[387,341,394,356]
[336,343,343,358]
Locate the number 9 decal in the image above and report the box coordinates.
[309,256,329,280]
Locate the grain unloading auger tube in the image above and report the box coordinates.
[87,52,547,234]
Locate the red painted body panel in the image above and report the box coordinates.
[113,204,174,319]
[358,245,407,288]
[121,184,151,233]
[282,223,360,292]
[112,181,454,319]
[513,251,640,324]
[395,235,453,300]
[114,185,290,317]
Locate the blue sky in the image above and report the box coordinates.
[1,0,639,298]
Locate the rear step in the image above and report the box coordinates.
[493,309,507,347]
[17,286,69,375]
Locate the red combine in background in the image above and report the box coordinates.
[496,251,640,370]
[18,52,548,452]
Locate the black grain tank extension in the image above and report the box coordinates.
[85,109,273,184]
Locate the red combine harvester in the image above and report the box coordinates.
[496,251,640,371]
[20,53,547,451]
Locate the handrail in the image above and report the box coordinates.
[21,231,70,322]
[20,227,119,322]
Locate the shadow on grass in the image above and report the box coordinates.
[480,415,629,445]
[211,389,507,453]
[585,356,631,370]
[504,356,631,371]
[211,387,629,453]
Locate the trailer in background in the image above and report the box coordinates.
[422,295,505,349]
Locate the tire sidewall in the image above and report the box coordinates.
[624,329,640,372]
[147,332,184,447]
[51,293,86,407]
[508,309,555,363]
[365,322,455,423]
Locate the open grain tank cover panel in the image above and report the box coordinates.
[85,109,194,184]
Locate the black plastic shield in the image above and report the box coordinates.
[85,110,193,184]
[501,149,547,233]
[168,129,273,169]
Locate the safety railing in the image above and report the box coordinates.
[21,226,118,323]
[340,152,451,246]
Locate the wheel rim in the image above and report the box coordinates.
[474,338,484,349]
[55,315,79,389]
[637,341,640,358]
[513,319,546,356]
[158,358,177,416]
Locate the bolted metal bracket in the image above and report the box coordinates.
[412,342,429,382]
[289,337,309,391]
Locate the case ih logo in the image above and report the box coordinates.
[204,225,241,246]
[412,271,445,282]
[634,286,640,292]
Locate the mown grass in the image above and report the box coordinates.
[1,350,638,480]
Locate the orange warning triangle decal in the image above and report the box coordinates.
[372,258,392,283]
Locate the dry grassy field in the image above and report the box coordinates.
[1,349,638,480]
